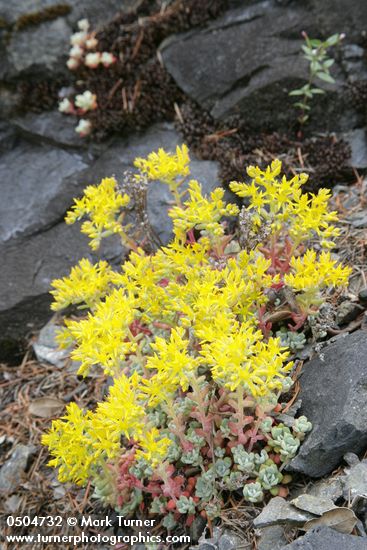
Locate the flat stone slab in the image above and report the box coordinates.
[253,497,315,528]
[0,141,90,244]
[11,111,89,150]
[290,495,336,516]
[161,3,312,120]
[6,18,70,77]
[257,525,288,550]
[289,331,367,478]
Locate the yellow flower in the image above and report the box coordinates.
[230,160,306,217]
[289,189,339,247]
[134,144,190,185]
[169,179,239,240]
[50,259,113,311]
[92,372,146,458]
[136,427,172,466]
[201,323,292,397]
[65,177,130,250]
[42,374,156,484]
[145,327,201,398]
[152,237,211,278]
[112,248,171,321]
[43,150,352,492]
[41,403,95,485]
[230,159,339,247]
[64,288,138,376]
[285,249,351,292]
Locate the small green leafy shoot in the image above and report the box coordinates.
[290,31,345,126]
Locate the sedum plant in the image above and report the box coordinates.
[43,146,350,526]
[289,32,344,125]
[59,18,116,137]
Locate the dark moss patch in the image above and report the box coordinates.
[301,135,352,189]
[176,100,351,191]
[15,4,71,31]
[17,77,69,113]
[0,337,27,365]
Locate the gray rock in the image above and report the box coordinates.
[7,18,70,77]
[11,111,88,150]
[289,331,367,478]
[66,0,142,27]
[290,494,336,516]
[0,0,139,29]
[280,526,367,549]
[0,120,16,153]
[161,3,350,131]
[0,83,21,117]
[0,444,36,495]
[217,530,245,550]
[257,525,287,550]
[253,497,315,528]
[0,223,84,343]
[0,0,59,25]
[336,301,364,326]
[342,129,367,170]
[307,477,344,503]
[347,210,367,229]
[0,141,89,243]
[189,515,207,544]
[161,3,310,120]
[33,320,70,367]
[359,288,367,305]
[344,453,361,467]
[310,0,367,41]
[342,459,367,500]
[340,45,367,82]
[4,494,22,513]
[343,45,365,60]
[191,527,246,550]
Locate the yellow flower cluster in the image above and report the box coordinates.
[230,159,339,247]
[201,322,292,395]
[44,147,351,487]
[169,180,239,240]
[65,177,130,250]
[285,250,352,291]
[51,259,113,311]
[134,144,190,186]
[63,289,138,376]
[145,327,201,397]
[42,373,171,484]
[42,403,94,484]
[284,250,352,309]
